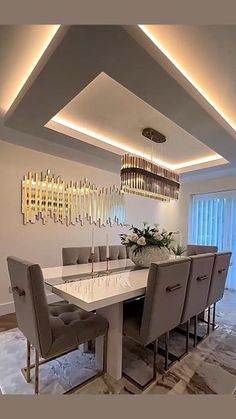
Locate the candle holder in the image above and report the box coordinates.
[106,257,109,275]
[91,252,98,277]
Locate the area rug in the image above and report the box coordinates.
[0,290,236,395]
[1,324,236,395]
[0,328,99,394]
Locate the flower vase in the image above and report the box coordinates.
[129,245,170,268]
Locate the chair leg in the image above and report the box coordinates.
[153,338,158,381]
[123,338,158,392]
[87,340,95,353]
[35,349,39,395]
[186,320,190,353]
[103,333,108,373]
[164,332,169,371]
[193,315,197,347]
[22,343,105,395]
[176,309,215,353]
[26,340,31,383]
[212,303,216,331]
[207,306,211,335]
[175,316,205,353]
[63,335,108,394]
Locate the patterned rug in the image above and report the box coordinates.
[0,328,99,394]
[0,290,235,395]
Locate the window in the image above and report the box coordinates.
[189,190,236,290]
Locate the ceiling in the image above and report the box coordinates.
[47,72,225,172]
[139,25,236,131]
[0,25,60,115]
[0,25,236,180]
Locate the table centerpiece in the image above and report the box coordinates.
[120,222,176,267]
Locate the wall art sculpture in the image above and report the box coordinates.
[21,170,126,226]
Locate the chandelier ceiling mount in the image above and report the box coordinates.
[142,127,166,144]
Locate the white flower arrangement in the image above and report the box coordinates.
[120,222,175,254]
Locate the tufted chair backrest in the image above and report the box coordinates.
[62,246,100,265]
[99,245,127,261]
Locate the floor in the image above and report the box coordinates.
[0,290,236,395]
[0,313,16,395]
[0,313,17,333]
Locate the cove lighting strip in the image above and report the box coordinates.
[5,25,61,112]
[139,25,236,132]
[51,116,222,171]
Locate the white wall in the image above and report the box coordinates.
[0,140,180,314]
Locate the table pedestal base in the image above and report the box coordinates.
[96,302,123,382]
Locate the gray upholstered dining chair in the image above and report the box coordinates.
[99,245,127,261]
[122,258,191,391]
[206,251,232,332]
[62,246,100,265]
[179,253,215,352]
[187,244,218,256]
[7,256,109,394]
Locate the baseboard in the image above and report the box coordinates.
[0,293,63,316]
[0,301,15,316]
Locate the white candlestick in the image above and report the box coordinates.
[106,233,109,258]
[91,226,95,253]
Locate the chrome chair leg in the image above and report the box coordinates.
[64,334,108,394]
[207,307,211,335]
[193,315,197,347]
[186,320,190,353]
[22,340,107,395]
[212,303,216,331]
[103,333,108,373]
[35,349,39,395]
[164,332,169,371]
[153,338,158,381]
[87,340,95,353]
[26,340,31,383]
[193,306,218,336]
[123,338,158,392]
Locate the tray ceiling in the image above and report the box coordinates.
[1,25,236,177]
[47,72,226,173]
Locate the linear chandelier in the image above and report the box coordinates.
[120,154,180,201]
[120,127,180,201]
[22,170,126,226]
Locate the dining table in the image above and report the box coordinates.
[42,258,149,382]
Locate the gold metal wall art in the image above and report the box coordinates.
[22,170,126,226]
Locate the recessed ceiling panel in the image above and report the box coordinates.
[47,72,226,172]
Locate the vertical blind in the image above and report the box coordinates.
[189,190,236,290]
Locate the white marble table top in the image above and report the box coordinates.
[50,269,149,311]
[42,259,135,286]
[42,255,181,382]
